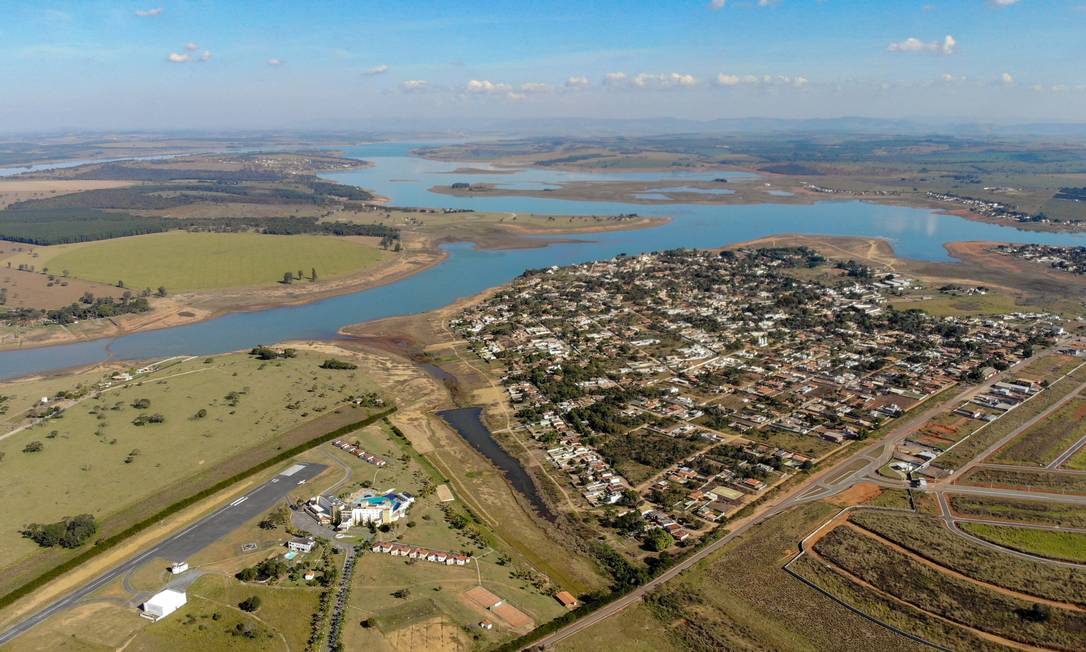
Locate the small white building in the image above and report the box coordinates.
[169,561,189,575]
[141,589,187,621]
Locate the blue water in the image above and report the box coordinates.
[0,141,1083,379]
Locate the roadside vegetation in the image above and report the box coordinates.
[814,525,1086,650]
[848,510,1086,605]
[949,494,1086,528]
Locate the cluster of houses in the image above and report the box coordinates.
[897,375,1056,475]
[370,541,472,566]
[994,243,1086,276]
[330,439,387,467]
[640,508,692,542]
[305,488,415,530]
[454,247,1064,545]
[547,441,630,507]
[927,191,1053,225]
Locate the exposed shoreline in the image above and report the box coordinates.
[0,216,666,356]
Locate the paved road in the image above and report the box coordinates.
[930,483,1086,506]
[1050,432,1086,469]
[934,491,1086,569]
[0,462,326,646]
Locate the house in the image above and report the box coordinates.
[141,589,187,622]
[479,620,494,630]
[303,571,317,581]
[555,591,578,609]
[288,537,315,554]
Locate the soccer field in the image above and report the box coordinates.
[36,231,388,292]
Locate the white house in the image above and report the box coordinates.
[288,537,315,553]
[169,561,189,575]
[141,589,187,621]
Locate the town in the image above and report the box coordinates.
[454,247,1062,550]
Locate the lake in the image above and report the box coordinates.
[0,141,1083,380]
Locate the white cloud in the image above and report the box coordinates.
[941,73,965,83]
[603,71,628,86]
[990,0,1019,6]
[1001,71,1014,85]
[185,42,198,51]
[166,52,190,63]
[400,79,428,91]
[606,72,698,89]
[466,79,513,94]
[887,34,956,55]
[520,82,551,93]
[715,73,808,87]
[267,58,284,66]
[362,64,389,75]
[135,7,163,17]
[708,0,726,8]
[199,50,212,62]
[506,92,526,102]
[565,75,589,89]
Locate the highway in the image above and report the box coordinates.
[0,462,326,646]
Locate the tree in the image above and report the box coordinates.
[391,588,411,599]
[282,272,293,284]
[156,286,167,297]
[645,528,674,552]
[311,267,317,282]
[238,596,262,612]
[21,514,97,548]
[258,506,289,530]
[116,280,125,288]
[23,440,43,453]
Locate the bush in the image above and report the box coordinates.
[238,595,262,612]
[320,358,358,370]
[21,514,97,548]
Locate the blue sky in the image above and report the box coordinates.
[2,0,1085,130]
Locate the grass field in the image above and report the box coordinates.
[949,494,1086,529]
[890,291,1043,317]
[564,503,920,652]
[814,525,1086,650]
[340,420,566,651]
[790,552,1006,652]
[0,349,381,588]
[959,522,1086,563]
[1067,446,1086,470]
[992,395,1086,466]
[20,231,388,292]
[849,510,1086,605]
[123,572,322,652]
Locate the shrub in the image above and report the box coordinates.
[238,595,262,612]
[21,514,97,548]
